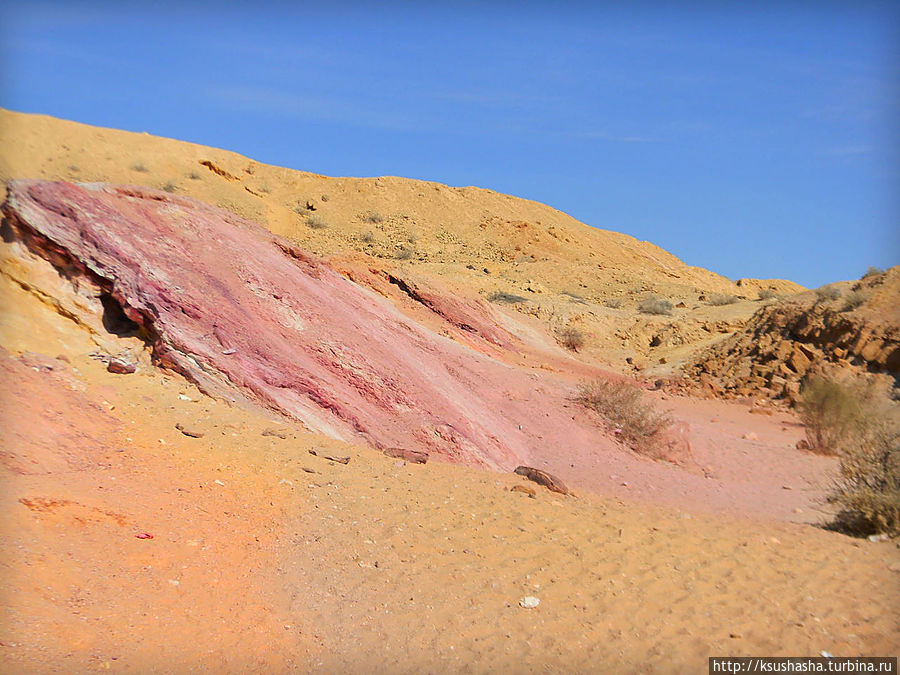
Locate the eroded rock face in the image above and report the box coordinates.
[687,292,900,401]
[1,180,542,468]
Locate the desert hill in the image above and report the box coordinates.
[0,110,897,672]
[0,108,806,374]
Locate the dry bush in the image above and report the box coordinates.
[799,376,899,536]
[639,296,673,316]
[830,422,899,537]
[487,290,528,304]
[558,326,585,352]
[394,247,414,260]
[863,266,885,279]
[578,378,674,459]
[798,377,866,455]
[130,161,148,173]
[363,211,384,224]
[758,289,777,300]
[708,293,738,306]
[161,180,178,193]
[603,298,622,309]
[360,231,376,244]
[306,215,327,229]
[814,285,841,303]
[187,171,202,180]
[841,290,868,312]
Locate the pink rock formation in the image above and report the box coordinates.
[2,180,548,469]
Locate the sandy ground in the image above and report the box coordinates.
[1,248,898,674]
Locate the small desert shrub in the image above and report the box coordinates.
[603,298,623,309]
[258,183,271,194]
[394,247,414,260]
[306,215,328,229]
[707,293,738,306]
[488,290,528,304]
[187,171,201,180]
[863,266,885,279]
[360,231,376,244]
[800,376,900,536]
[558,326,585,352]
[68,164,80,173]
[841,290,868,312]
[363,211,384,224]
[798,377,867,455]
[161,180,178,193]
[639,296,673,316]
[758,289,777,300]
[578,379,673,458]
[130,161,148,173]
[814,285,842,303]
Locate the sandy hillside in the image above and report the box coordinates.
[0,108,805,374]
[0,110,897,673]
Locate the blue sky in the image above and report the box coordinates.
[1,2,897,287]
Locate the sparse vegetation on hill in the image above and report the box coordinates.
[841,290,868,312]
[708,293,738,306]
[814,285,841,303]
[799,376,900,536]
[578,378,674,459]
[639,296,673,316]
[306,215,327,229]
[758,289,777,300]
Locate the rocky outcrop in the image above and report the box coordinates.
[1,180,553,469]
[687,281,900,400]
